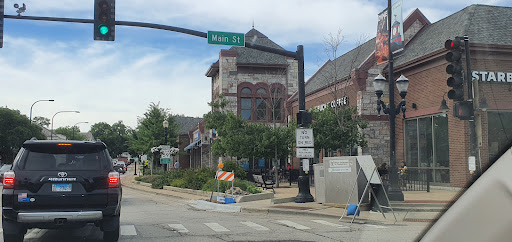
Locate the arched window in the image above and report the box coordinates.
[257,88,267,94]
[241,87,252,94]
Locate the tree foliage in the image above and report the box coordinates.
[204,97,295,162]
[0,108,45,163]
[311,106,368,155]
[128,103,178,156]
[90,121,132,157]
[55,126,87,141]
[32,116,50,127]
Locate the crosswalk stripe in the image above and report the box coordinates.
[240,221,270,231]
[168,224,189,233]
[312,220,349,229]
[204,222,230,232]
[120,225,137,236]
[276,220,310,230]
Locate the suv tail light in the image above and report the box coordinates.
[3,171,15,189]
[108,172,120,188]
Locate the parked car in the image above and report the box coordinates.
[116,161,127,172]
[2,140,122,241]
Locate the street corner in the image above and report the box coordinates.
[188,200,242,213]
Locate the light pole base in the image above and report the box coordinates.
[295,175,314,203]
[387,186,404,201]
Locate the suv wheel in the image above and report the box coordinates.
[2,219,25,242]
[102,215,120,242]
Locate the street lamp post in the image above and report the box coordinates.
[51,111,80,140]
[29,99,54,123]
[374,73,408,201]
[71,121,88,140]
[163,120,169,171]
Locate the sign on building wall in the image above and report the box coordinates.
[313,96,349,111]
[472,71,512,83]
[194,131,200,141]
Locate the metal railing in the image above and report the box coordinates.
[398,168,432,192]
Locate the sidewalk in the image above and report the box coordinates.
[121,167,463,225]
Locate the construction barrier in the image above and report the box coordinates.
[217,171,235,181]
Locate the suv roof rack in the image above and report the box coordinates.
[30,137,38,141]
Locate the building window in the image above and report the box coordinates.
[241,87,252,94]
[241,98,252,120]
[256,98,267,120]
[404,115,449,184]
[271,88,283,121]
[257,88,267,94]
[488,111,512,161]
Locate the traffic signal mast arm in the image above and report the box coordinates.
[2,15,297,58]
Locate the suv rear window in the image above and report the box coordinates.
[19,143,109,171]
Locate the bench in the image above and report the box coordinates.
[252,174,275,193]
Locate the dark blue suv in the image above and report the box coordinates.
[2,140,122,242]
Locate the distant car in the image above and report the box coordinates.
[0,164,12,181]
[113,165,125,174]
[116,161,127,172]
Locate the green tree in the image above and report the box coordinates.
[204,97,295,169]
[311,106,368,155]
[90,121,132,157]
[129,102,178,160]
[55,126,87,141]
[0,108,45,163]
[32,116,50,127]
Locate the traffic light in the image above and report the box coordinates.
[445,37,464,101]
[454,101,474,120]
[0,0,4,48]
[94,0,115,41]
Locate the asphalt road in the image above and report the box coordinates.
[1,172,428,242]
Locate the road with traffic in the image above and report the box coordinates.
[1,167,427,241]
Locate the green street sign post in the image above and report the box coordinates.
[160,157,172,164]
[208,31,245,47]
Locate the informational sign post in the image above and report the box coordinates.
[468,156,476,171]
[302,159,310,172]
[207,31,245,47]
[296,148,314,158]
[296,128,314,147]
[160,145,172,164]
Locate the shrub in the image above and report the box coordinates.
[222,160,247,180]
[134,176,142,181]
[246,185,262,194]
[201,178,261,194]
[139,175,161,184]
[184,167,216,190]
[150,170,186,189]
[170,178,187,188]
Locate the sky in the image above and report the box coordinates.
[1,0,511,132]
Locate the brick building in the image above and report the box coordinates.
[288,4,512,188]
[204,28,299,169]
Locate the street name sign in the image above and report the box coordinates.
[208,31,245,47]
[296,148,314,158]
[296,128,314,147]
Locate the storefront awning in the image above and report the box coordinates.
[184,140,200,151]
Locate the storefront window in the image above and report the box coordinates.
[488,111,512,161]
[405,115,449,184]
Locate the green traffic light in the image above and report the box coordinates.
[99,25,109,35]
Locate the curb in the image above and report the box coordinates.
[189,200,242,213]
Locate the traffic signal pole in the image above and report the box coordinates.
[464,36,480,175]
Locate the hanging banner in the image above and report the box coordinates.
[390,0,404,54]
[376,9,389,65]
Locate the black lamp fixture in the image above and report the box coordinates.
[478,97,489,111]
[374,74,409,118]
[439,92,450,111]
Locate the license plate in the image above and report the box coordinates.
[52,184,72,192]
